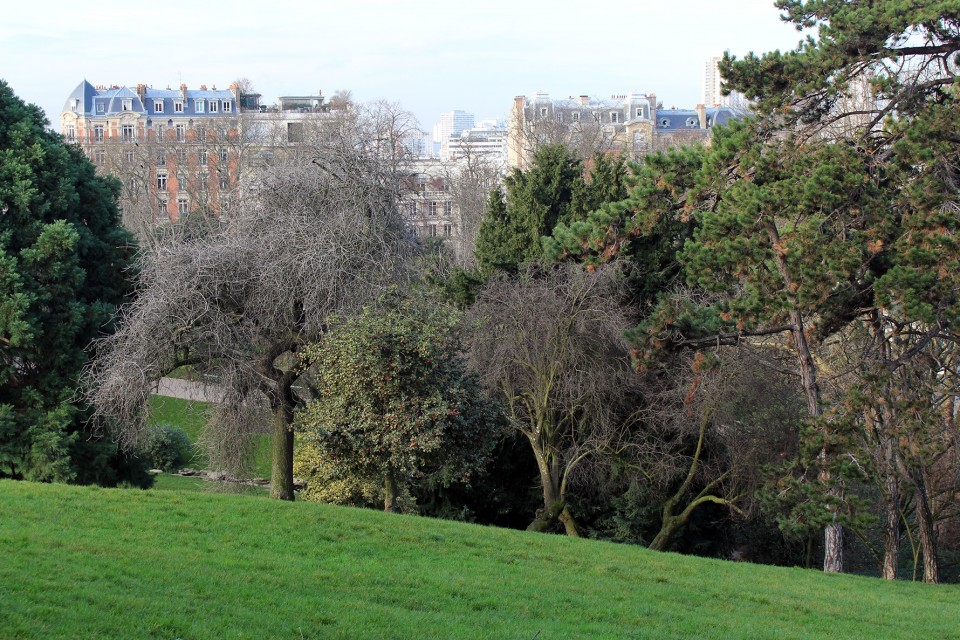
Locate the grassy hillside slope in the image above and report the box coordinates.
[1,480,957,639]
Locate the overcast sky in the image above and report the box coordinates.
[3,0,805,133]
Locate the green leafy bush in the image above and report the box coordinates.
[145,424,192,471]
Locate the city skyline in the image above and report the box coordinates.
[3,0,807,132]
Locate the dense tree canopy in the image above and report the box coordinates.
[296,296,503,512]
[0,80,141,485]
[475,145,627,274]
[86,105,416,500]
[544,0,960,575]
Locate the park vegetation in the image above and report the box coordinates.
[1,0,959,592]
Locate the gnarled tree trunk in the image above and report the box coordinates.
[270,403,295,501]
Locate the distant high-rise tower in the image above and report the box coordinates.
[704,53,748,109]
[704,55,724,106]
[432,110,475,159]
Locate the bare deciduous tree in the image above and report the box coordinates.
[441,143,504,266]
[85,110,415,500]
[465,264,640,536]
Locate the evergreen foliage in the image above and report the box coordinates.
[474,145,628,274]
[545,1,960,575]
[0,81,143,485]
[295,295,504,511]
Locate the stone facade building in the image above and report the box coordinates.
[507,91,747,169]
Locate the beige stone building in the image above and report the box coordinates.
[507,91,747,169]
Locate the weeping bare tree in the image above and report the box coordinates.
[85,107,415,500]
[465,264,641,536]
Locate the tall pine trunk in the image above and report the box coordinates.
[881,439,900,580]
[913,469,940,584]
[767,223,842,573]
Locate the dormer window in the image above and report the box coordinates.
[174,101,184,113]
[686,117,698,128]
[122,99,132,111]
[210,100,219,113]
[196,100,205,113]
[539,107,548,117]
[70,99,79,112]
[154,100,164,113]
[571,112,580,122]
[636,107,645,118]
[610,112,619,124]
[96,102,104,113]
[659,118,670,128]
[222,100,232,112]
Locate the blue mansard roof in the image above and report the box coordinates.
[655,106,750,130]
[62,81,235,118]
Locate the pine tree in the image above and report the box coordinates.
[546,1,960,575]
[0,81,142,485]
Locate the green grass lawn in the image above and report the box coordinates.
[2,480,957,639]
[148,395,272,478]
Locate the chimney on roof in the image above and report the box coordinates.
[579,95,589,106]
[180,83,188,100]
[136,84,147,102]
[200,84,207,91]
[212,84,217,90]
[696,104,707,129]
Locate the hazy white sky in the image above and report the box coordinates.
[3,0,805,132]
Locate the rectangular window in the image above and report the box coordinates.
[96,102,104,113]
[176,124,185,141]
[428,201,438,217]
[94,150,105,165]
[154,100,164,112]
[158,199,167,215]
[198,149,208,165]
[417,176,427,191]
[222,100,232,112]
[443,223,451,237]
[540,107,548,117]
[219,175,228,189]
[610,112,619,124]
[429,224,438,237]
[176,148,186,164]
[286,122,302,143]
[125,150,135,164]
[122,99,132,111]
[572,112,580,122]
[156,151,166,166]
[443,201,452,217]
[636,108,644,118]
[94,125,104,142]
[556,113,563,123]
[197,127,206,142]
[195,100,205,113]
[407,202,417,217]
[66,126,75,141]
[174,101,184,113]
[178,197,188,215]
[156,125,164,142]
[157,173,168,191]
[209,100,219,113]
[219,148,228,163]
[121,124,135,141]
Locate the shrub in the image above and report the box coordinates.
[145,424,192,471]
